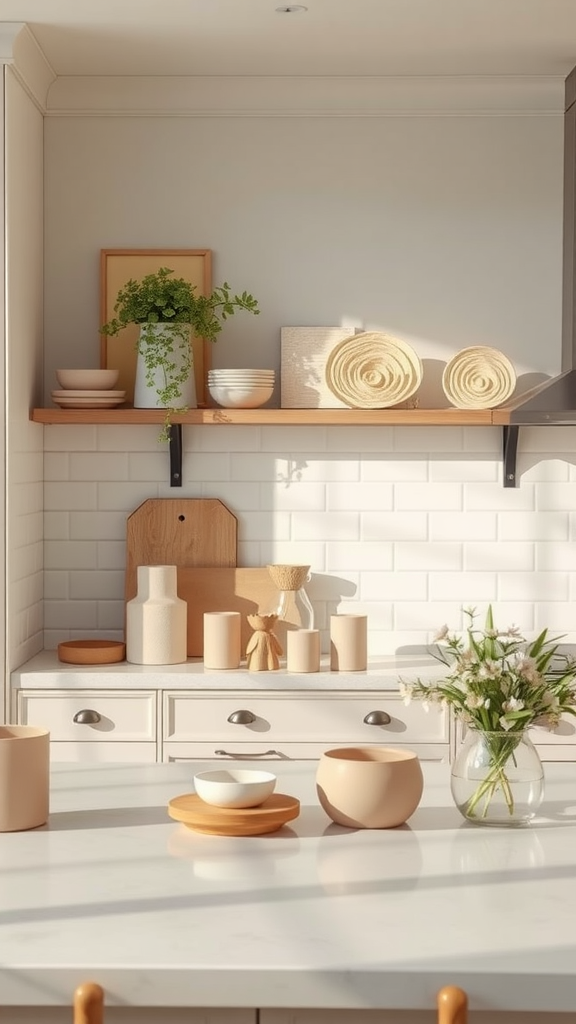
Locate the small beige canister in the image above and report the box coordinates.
[0,725,49,831]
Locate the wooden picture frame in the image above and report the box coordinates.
[100,249,212,406]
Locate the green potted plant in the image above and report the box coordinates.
[100,266,260,438]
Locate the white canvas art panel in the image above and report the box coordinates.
[280,326,357,408]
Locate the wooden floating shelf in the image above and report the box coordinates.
[31,405,512,426]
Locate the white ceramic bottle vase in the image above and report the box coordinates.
[126,565,187,665]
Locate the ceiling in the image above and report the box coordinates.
[3,0,576,79]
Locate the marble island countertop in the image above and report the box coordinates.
[12,651,447,690]
[0,760,575,1014]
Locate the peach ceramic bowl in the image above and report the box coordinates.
[316,746,423,829]
[56,368,120,390]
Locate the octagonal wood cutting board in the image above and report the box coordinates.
[125,498,238,603]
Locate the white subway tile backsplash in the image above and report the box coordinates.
[465,542,534,572]
[395,482,463,511]
[361,571,426,600]
[327,543,394,572]
[44,600,98,630]
[44,453,70,480]
[429,571,497,601]
[536,542,576,572]
[261,426,328,452]
[465,481,535,511]
[70,452,128,481]
[361,456,428,481]
[327,426,394,453]
[498,510,569,541]
[536,481,576,510]
[429,511,497,540]
[70,570,125,600]
[45,481,98,511]
[70,511,126,541]
[292,511,360,541]
[361,511,428,542]
[499,571,568,601]
[328,481,393,511]
[44,540,98,571]
[395,541,462,572]
[36,425,576,649]
[521,425,576,452]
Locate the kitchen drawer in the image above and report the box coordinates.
[163,691,449,748]
[49,741,157,762]
[163,740,449,762]
[17,690,157,742]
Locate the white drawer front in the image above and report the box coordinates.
[163,740,449,762]
[49,741,157,762]
[18,690,157,742]
[163,692,449,745]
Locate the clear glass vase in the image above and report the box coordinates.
[266,564,314,629]
[450,729,544,827]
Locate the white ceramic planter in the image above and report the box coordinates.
[133,324,197,409]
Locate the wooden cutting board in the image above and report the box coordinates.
[178,567,300,657]
[125,498,238,602]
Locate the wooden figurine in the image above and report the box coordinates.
[246,614,283,671]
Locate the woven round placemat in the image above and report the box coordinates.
[324,332,423,409]
[442,346,516,409]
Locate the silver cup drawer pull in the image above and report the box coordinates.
[363,710,392,726]
[227,710,256,725]
[73,709,102,725]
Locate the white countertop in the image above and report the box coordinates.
[1,760,575,1013]
[11,651,445,690]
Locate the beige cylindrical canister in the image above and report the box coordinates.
[0,726,50,831]
[330,613,368,671]
[203,611,242,669]
[286,629,321,673]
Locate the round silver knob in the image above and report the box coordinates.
[73,709,101,725]
[227,709,256,725]
[363,710,392,726]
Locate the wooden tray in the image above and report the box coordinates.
[57,640,126,665]
[168,793,300,836]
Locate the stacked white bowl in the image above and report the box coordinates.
[207,368,275,409]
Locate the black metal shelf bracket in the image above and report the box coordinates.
[502,425,519,487]
[168,424,183,487]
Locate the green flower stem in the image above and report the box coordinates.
[465,733,520,819]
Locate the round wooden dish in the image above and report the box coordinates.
[57,640,126,665]
[168,793,300,836]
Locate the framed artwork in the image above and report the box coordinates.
[100,249,212,406]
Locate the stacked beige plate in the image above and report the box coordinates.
[324,332,422,408]
[52,368,126,409]
[442,346,516,409]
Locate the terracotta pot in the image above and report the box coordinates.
[316,746,423,829]
[0,725,50,831]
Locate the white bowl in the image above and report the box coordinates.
[194,769,277,808]
[209,368,275,376]
[56,368,120,390]
[208,383,274,409]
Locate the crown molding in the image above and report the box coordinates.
[2,23,56,111]
[46,74,565,117]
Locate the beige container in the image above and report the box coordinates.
[286,629,321,673]
[316,746,423,829]
[330,613,367,671]
[0,726,50,831]
[203,611,241,669]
